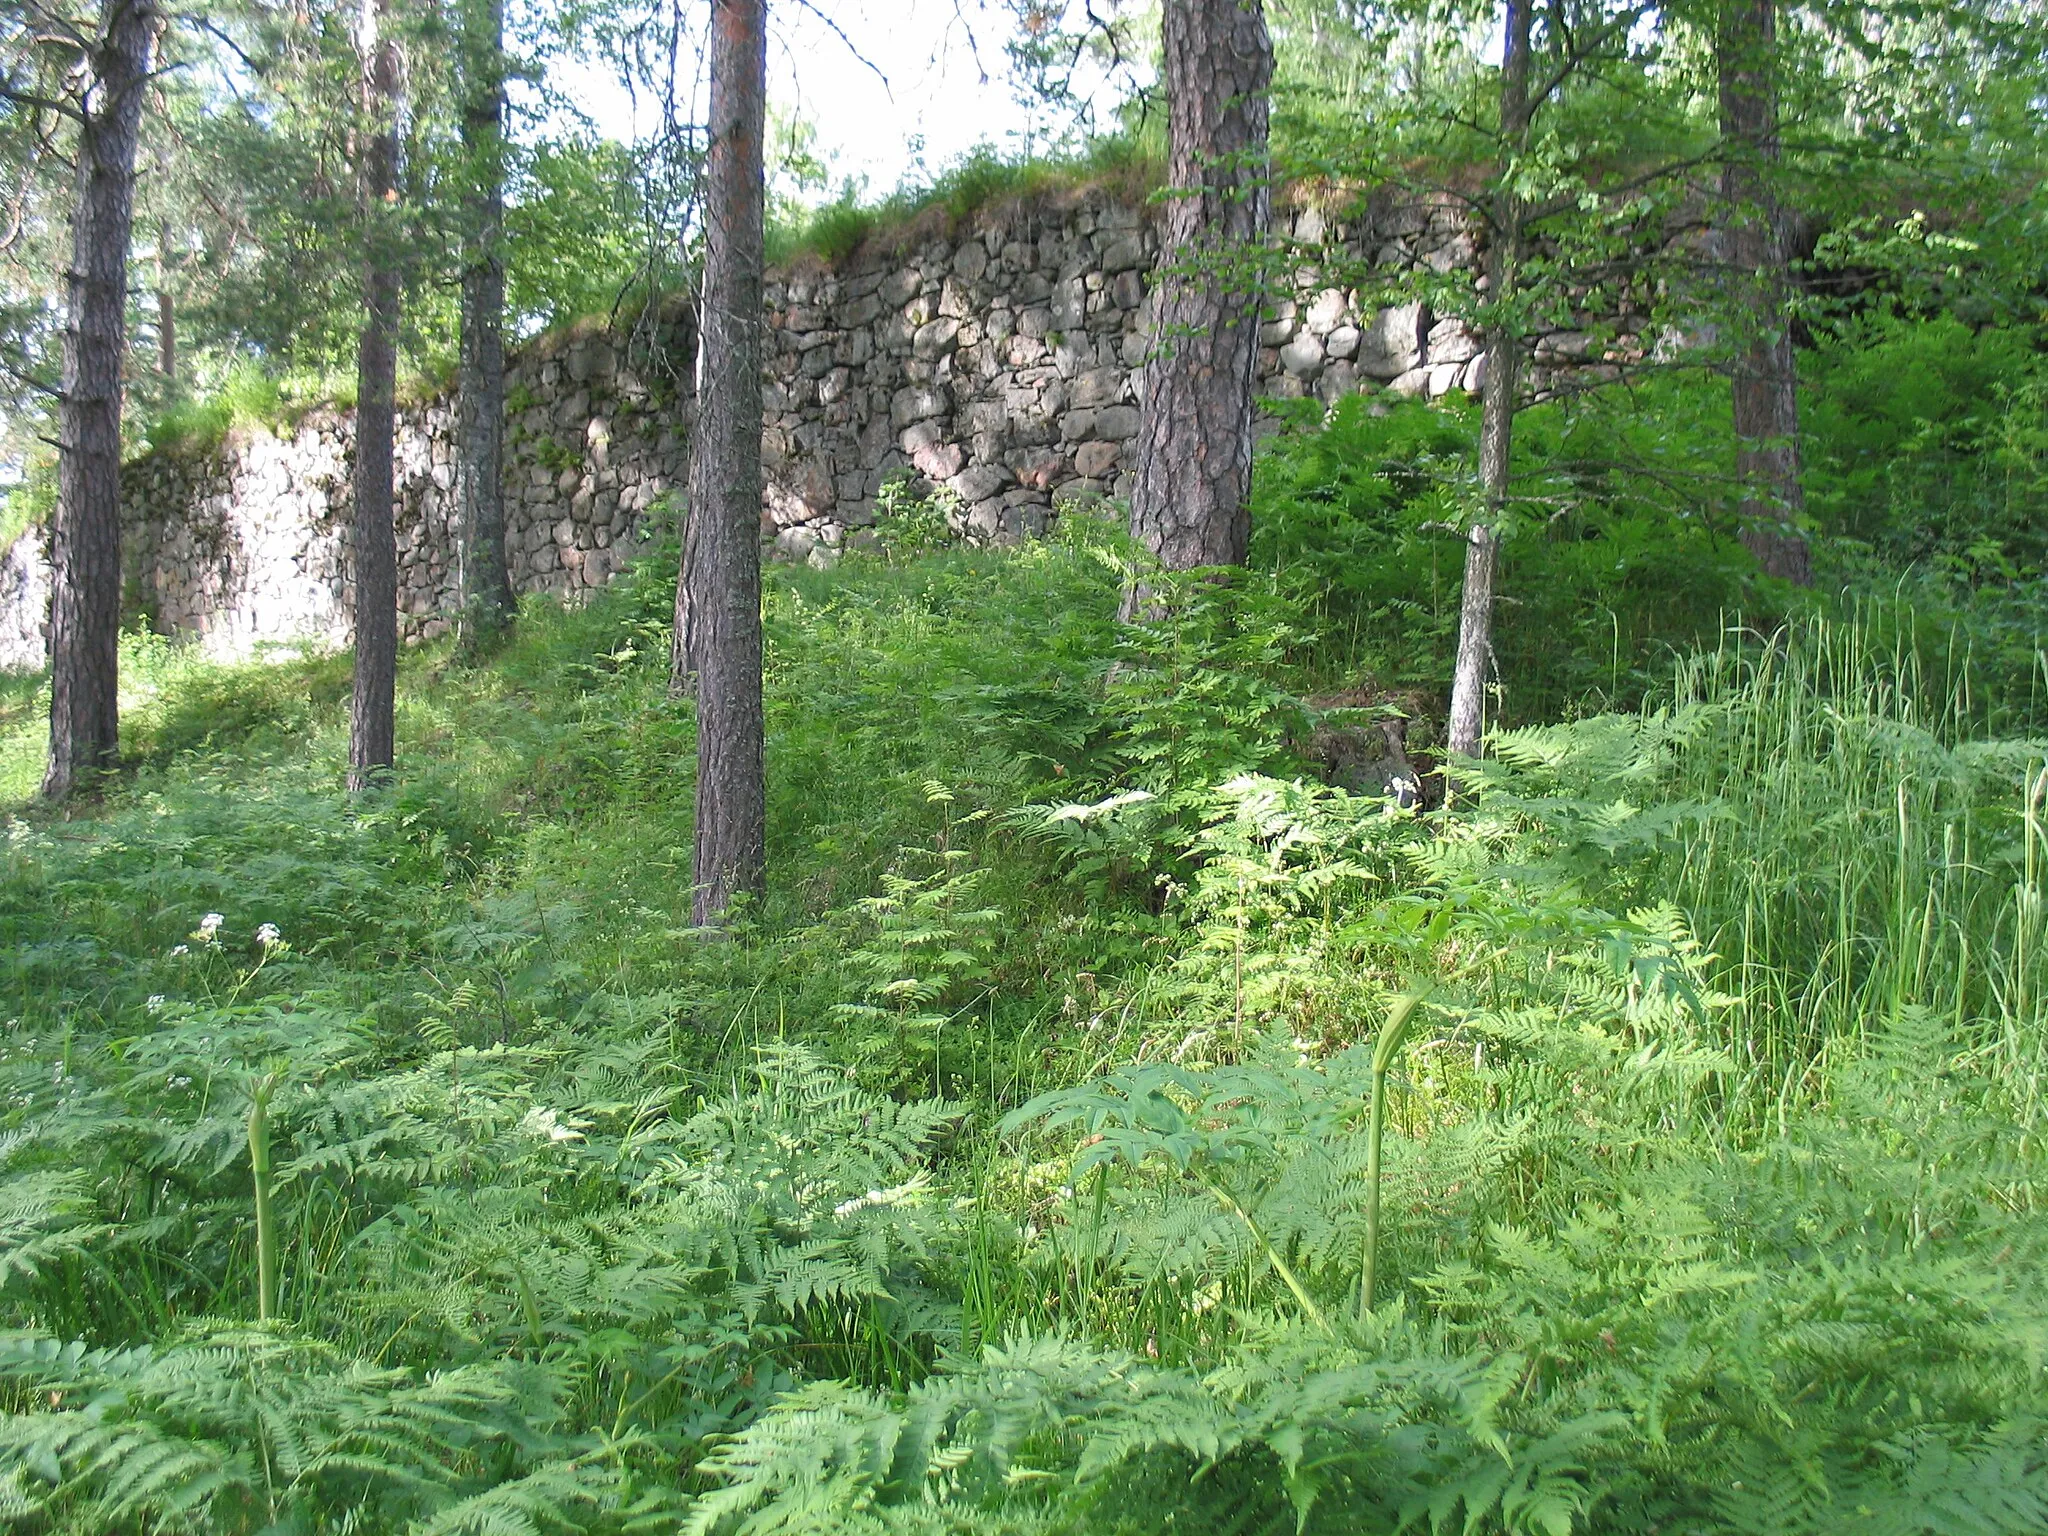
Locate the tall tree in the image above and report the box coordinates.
[455,0,514,648]
[674,0,767,924]
[155,217,174,385]
[1445,0,1533,762]
[348,0,403,790]
[1718,0,1809,584]
[1124,0,1272,600]
[31,0,158,801]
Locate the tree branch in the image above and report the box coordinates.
[0,354,61,399]
[0,78,85,124]
[187,16,262,79]
[786,0,890,93]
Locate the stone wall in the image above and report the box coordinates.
[109,305,694,663]
[755,187,1487,557]
[1,183,1544,668]
[0,531,49,671]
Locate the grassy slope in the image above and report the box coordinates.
[0,539,2045,1533]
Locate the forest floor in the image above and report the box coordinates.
[0,533,2044,1534]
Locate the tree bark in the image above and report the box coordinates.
[677,0,767,925]
[348,0,402,791]
[42,0,157,803]
[1445,0,1533,762]
[1124,0,1272,600]
[455,0,513,648]
[1718,0,1810,585]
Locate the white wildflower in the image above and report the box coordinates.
[169,944,189,958]
[193,913,223,945]
[520,1106,585,1144]
[255,922,282,951]
[833,1173,931,1217]
[146,995,166,1014]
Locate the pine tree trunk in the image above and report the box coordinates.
[678,0,767,925]
[42,0,157,803]
[1445,0,1533,763]
[1718,0,1810,585]
[456,0,513,647]
[348,0,402,791]
[1124,0,1272,599]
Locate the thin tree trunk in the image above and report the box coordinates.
[157,220,175,387]
[348,0,402,791]
[1445,0,1533,763]
[678,0,767,924]
[670,495,697,691]
[42,0,157,803]
[1123,0,1272,603]
[1718,0,1809,584]
[456,0,513,648]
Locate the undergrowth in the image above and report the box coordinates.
[0,521,2044,1532]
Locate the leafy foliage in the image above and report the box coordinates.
[1803,312,2048,582]
[5,469,2048,1533]
[1251,388,1778,719]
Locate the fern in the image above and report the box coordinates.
[0,1329,630,1534]
[0,1172,106,1290]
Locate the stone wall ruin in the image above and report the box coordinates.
[1,183,1573,669]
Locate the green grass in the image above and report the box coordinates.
[766,135,1163,267]
[0,669,44,803]
[0,475,50,559]
[132,356,475,462]
[0,518,2044,1532]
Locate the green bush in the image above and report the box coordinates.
[1250,386,1775,717]
[1804,312,2048,579]
[137,361,288,456]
